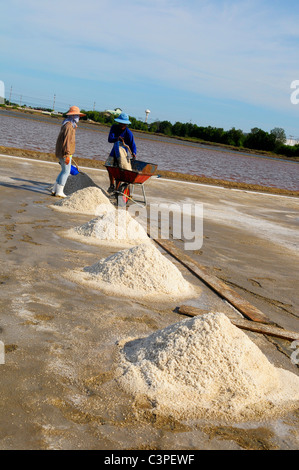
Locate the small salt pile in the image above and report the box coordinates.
[116,312,299,422]
[66,209,151,247]
[69,243,196,299]
[50,186,114,215]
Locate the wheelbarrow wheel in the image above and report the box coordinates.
[116,182,131,206]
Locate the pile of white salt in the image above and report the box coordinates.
[68,243,197,299]
[65,209,151,247]
[116,312,299,422]
[50,186,114,215]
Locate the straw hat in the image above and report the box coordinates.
[66,105,86,117]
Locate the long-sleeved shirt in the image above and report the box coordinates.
[55,122,76,159]
[108,124,137,157]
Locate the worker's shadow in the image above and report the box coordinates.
[0,177,52,195]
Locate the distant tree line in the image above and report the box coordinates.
[80,110,298,158]
[145,121,298,157]
[2,99,53,113]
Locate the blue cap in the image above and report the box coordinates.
[114,112,131,125]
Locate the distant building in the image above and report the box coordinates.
[104,107,122,116]
[286,138,299,146]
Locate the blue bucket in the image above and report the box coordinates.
[70,165,79,175]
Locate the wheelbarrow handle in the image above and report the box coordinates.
[72,159,79,169]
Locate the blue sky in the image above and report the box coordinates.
[1,0,299,137]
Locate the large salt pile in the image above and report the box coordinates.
[69,243,197,299]
[65,209,151,247]
[50,186,114,215]
[116,312,299,422]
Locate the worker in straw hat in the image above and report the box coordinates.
[52,105,86,198]
[106,112,137,193]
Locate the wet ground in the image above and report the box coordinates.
[0,154,298,450]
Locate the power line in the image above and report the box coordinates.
[5,87,117,115]
[7,90,98,113]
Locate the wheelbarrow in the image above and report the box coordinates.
[105,159,158,206]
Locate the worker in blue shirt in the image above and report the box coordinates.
[107,112,137,192]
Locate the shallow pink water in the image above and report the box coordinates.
[0,111,298,191]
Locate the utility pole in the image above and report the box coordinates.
[9,86,12,105]
[93,101,95,111]
[53,94,56,112]
[20,95,22,107]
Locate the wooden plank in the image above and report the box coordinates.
[154,238,270,324]
[178,305,299,342]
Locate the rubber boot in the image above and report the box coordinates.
[51,181,57,195]
[55,184,67,198]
